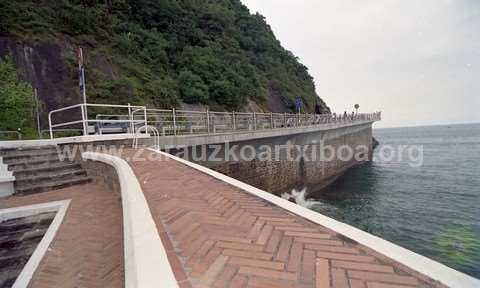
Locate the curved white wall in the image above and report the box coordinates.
[82,152,178,288]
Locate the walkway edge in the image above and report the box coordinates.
[82,152,178,288]
[150,148,480,288]
[0,200,70,288]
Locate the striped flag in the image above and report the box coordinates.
[78,47,86,95]
[79,69,85,94]
[77,47,84,69]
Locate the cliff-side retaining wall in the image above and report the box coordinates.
[177,122,373,195]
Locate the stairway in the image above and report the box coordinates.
[0,146,91,195]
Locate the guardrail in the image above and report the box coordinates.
[0,131,22,140]
[48,103,381,139]
[48,104,147,139]
[137,109,381,136]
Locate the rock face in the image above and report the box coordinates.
[0,212,56,287]
[372,136,380,149]
[0,35,327,129]
[0,37,80,129]
[1,1,331,130]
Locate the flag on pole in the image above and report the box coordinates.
[79,69,85,94]
[77,47,84,69]
[77,46,86,102]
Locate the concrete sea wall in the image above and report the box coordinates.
[40,122,374,195]
[180,122,373,195]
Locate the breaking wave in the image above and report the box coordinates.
[281,188,322,209]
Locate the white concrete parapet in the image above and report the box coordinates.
[82,152,178,288]
[0,156,15,197]
[0,134,151,149]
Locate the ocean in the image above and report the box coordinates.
[307,123,480,278]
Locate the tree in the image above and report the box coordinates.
[1,0,330,113]
[0,57,35,139]
[93,76,140,104]
[144,77,180,109]
[178,70,209,103]
[211,79,240,109]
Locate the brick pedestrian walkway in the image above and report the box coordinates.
[127,150,442,288]
[0,183,124,288]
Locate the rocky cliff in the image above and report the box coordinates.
[0,0,330,129]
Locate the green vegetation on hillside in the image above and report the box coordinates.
[0,57,36,139]
[0,0,329,112]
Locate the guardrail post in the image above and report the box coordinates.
[270,112,274,129]
[81,104,87,136]
[172,108,177,136]
[206,110,210,134]
[253,112,256,130]
[212,114,216,133]
[85,104,89,135]
[143,107,148,132]
[128,103,133,133]
[48,112,53,139]
[232,111,236,131]
[284,113,287,127]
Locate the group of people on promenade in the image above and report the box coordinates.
[313,102,381,123]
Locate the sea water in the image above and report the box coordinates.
[293,123,480,278]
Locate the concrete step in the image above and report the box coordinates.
[6,156,63,171]
[2,150,62,164]
[15,175,91,195]
[2,146,91,195]
[15,168,87,186]
[12,162,82,178]
[0,145,57,156]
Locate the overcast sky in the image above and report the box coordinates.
[241,0,480,128]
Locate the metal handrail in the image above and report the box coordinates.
[0,131,22,140]
[137,108,380,136]
[48,103,381,140]
[133,125,160,150]
[48,103,148,139]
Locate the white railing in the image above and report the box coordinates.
[48,103,381,139]
[48,103,148,139]
[133,125,160,150]
[140,109,381,136]
[0,131,22,140]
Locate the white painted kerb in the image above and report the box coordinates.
[150,148,480,288]
[82,152,178,288]
[0,200,71,288]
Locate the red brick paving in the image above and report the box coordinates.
[0,183,124,288]
[126,149,442,288]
